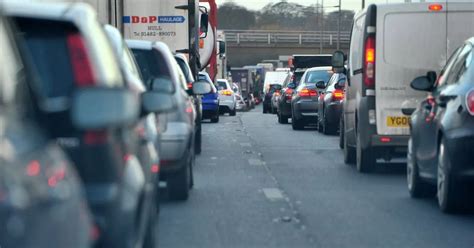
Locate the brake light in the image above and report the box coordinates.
[285,88,293,100]
[151,164,160,173]
[274,90,281,96]
[26,160,41,177]
[84,130,108,145]
[332,89,344,101]
[222,90,232,96]
[298,88,318,98]
[364,36,376,88]
[380,137,391,143]
[187,82,193,90]
[466,90,474,116]
[66,33,95,87]
[429,4,443,11]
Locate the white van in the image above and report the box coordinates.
[337,2,474,172]
[263,71,290,94]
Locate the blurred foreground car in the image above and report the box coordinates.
[128,40,211,200]
[199,72,220,123]
[407,38,474,213]
[317,72,346,134]
[216,79,237,116]
[291,67,333,130]
[0,13,91,248]
[8,3,155,247]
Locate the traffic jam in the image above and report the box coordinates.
[0,0,474,247]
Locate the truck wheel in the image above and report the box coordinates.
[356,130,376,173]
[407,139,435,198]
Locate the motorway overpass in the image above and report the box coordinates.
[222,30,351,67]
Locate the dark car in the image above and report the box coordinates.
[9,3,158,247]
[175,53,203,154]
[407,38,474,213]
[0,13,92,248]
[199,72,220,122]
[276,80,297,124]
[263,84,282,114]
[291,67,333,130]
[317,72,346,135]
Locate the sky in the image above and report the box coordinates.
[215,0,443,12]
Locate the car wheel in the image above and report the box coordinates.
[292,112,304,130]
[407,138,435,198]
[437,138,466,213]
[339,116,344,149]
[322,111,333,135]
[195,126,202,155]
[211,113,219,123]
[168,158,191,201]
[356,129,375,173]
[230,107,237,116]
[143,204,158,248]
[281,115,288,124]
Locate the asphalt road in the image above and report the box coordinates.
[158,105,474,248]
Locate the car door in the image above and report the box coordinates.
[319,74,337,118]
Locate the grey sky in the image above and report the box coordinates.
[215,0,446,12]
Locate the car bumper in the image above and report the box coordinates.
[325,102,342,125]
[293,100,318,122]
[219,99,236,110]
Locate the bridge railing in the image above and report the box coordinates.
[222,29,351,47]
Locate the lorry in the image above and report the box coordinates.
[231,68,254,109]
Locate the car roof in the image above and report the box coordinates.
[306,66,333,72]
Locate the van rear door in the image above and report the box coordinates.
[376,3,447,135]
[446,2,474,56]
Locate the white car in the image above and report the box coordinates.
[216,79,237,116]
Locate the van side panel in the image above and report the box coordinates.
[447,3,474,56]
[376,4,447,135]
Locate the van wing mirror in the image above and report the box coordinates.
[71,88,139,130]
[200,12,209,37]
[332,51,345,70]
[218,40,226,55]
[410,76,433,92]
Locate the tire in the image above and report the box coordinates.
[211,113,219,123]
[317,117,323,133]
[281,115,288,124]
[437,138,465,213]
[263,105,267,113]
[230,108,237,116]
[143,204,158,248]
[356,129,376,173]
[407,138,435,198]
[168,158,191,201]
[322,112,331,135]
[195,126,202,155]
[343,129,356,164]
[278,112,283,124]
[292,112,304,130]
[339,116,344,149]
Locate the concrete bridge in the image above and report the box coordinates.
[222,29,351,67]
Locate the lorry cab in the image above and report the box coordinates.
[337,2,474,172]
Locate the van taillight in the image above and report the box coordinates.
[429,4,443,11]
[466,90,474,116]
[364,36,376,88]
[66,33,95,87]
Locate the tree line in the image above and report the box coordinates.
[217,1,355,31]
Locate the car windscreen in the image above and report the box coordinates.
[15,18,76,99]
[131,48,173,89]
[304,70,333,84]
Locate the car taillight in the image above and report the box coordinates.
[285,88,293,100]
[332,89,344,101]
[364,35,376,88]
[466,90,474,116]
[274,90,281,96]
[299,88,317,98]
[187,82,193,90]
[83,130,108,145]
[222,90,232,96]
[66,33,95,87]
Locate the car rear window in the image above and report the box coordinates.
[131,48,173,89]
[15,18,76,98]
[217,81,228,90]
[304,70,333,84]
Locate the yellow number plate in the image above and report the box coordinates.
[386,116,410,127]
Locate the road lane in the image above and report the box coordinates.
[158,106,474,248]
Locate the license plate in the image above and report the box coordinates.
[386,116,410,127]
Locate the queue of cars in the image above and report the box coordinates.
[264,2,474,214]
[0,1,242,246]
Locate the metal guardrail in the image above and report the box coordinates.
[222,29,351,47]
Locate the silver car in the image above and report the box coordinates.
[216,79,237,116]
[127,40,210,201]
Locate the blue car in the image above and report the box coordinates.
[199,72,220,123]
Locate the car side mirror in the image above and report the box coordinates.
[316,80,326,89]
[287,83,296,89]
[142,91,176,114]
[193,81,212,95]
[410,76,433,92]
[332,50,345,72]
[71,88,139,130]
[150,77,175,94]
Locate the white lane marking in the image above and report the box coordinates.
[248,158,265,166]
[240,142,251,147]
[262,188,284,201]
[211,157,218,160]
